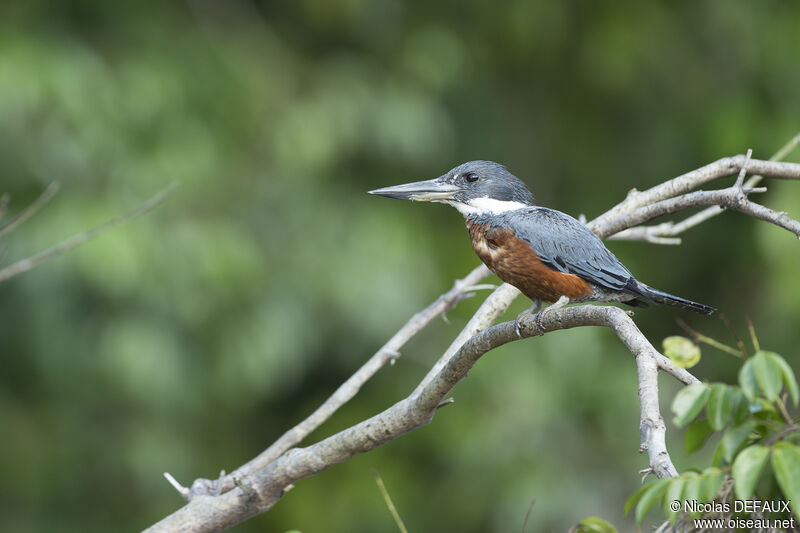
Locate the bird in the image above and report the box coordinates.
[369,160,714,335]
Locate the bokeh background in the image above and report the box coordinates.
[1,1,799,532]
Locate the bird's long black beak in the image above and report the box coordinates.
[368,178,460,202]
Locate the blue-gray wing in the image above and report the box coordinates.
[497,207,633,291]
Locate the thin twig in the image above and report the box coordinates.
[676,319,744,359]
[607,228,683,244]
[372,471,409,533]
[771,133,800,161]
[733,148,753,189]
[719,314,748,358]
[744,132,800,192]
[0,193,10,222]
[0,182,60,239]
[746,317,760,353]
[464,283,498,291]
[609,205,725,244]
[163,473,191,500]
[521,497,536,533]
[435,397,455,410]
[775,397,794,426]
[766,425,800,446]
[0,183,178,283]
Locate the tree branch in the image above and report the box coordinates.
[145,152,800,533]
[178,264,491,498]
[145,304,696,533]
[588,155,800,237]
[594,184,800,240]
[608,207,722,245]
[609,136,800,244]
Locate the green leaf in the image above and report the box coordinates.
[665,477,686,524]
[752,351,783,402]
[623,482,651,516]
[663,336,701,368]
[707,384,732,431]
[573,516,619,533]
[685,419,713,454]
[682,473,702,518]
[672,383,710,427]
[768,351,800,406]
[717,420,758,465]
[630,479,669,524]
[624,478,662,516]
[740,359,759,402]
[729,388,751,425]
[712,438,726,467]
[732,445,770,500]
[772,442,800,521]
[699,468,724,502]
[752,398,781,422]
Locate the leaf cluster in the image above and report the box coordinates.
[626,350,800,527]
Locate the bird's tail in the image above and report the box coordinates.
[629,281,716,315]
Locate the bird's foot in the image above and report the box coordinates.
[534,296,570,331]
[515,299,542,338]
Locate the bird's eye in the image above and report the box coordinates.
[463,172,479,183]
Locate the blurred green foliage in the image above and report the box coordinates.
[1,1,799,532]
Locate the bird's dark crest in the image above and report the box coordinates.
[444,161,536,206]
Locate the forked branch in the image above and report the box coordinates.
[183,263,492,498]
[148,147,800,533]
[146,304,695,533]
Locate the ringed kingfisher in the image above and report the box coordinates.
[369,161,714,333]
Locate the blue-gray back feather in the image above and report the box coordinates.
[489,207,635,292]
[478,207,714,313]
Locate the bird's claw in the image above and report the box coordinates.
[530,296,569,335]
[515,299,542,338]
[535,309,546,331]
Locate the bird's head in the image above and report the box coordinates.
[369,161,535,217]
